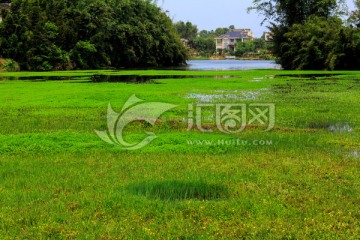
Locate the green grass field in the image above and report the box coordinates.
[0,70,359,239]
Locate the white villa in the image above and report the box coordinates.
[215,29,254,51]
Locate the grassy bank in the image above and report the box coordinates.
[0,70,359,239]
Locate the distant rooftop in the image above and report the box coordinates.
[215,28,253,39]
[217,31,249,39]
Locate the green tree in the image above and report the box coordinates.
[175,21,198,40]
[188,38,215,56]
[235,41,255,57]
[249,0,344,26]
[250,0,359,70]
[274,16,360,70]
[0,0,187,70]
[349,0,360,27]
[214,27,229,36]
[253,38,266,50]
[198,30,213,38]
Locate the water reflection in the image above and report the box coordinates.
[183,60,282,70]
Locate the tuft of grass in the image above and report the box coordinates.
[127,180,230,201]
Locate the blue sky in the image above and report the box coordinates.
[158,0,356,38]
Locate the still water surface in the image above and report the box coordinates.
[184,60,282,70]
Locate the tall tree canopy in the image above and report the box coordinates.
[0,0,187,70]
[175,21,198,40]
[250,0,360,70]
[349,0,360,27]
[250,0,344,26]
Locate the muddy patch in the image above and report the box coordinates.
[185,90,265,102]
[349,150,359,159]
[328,123,353,133]
[274,74,343,80]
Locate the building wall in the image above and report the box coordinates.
[216,38,240,51]
[264,32,273,42]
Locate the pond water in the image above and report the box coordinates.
[0,60,282,83]
[184,60,282,70]
[0,75,238,83]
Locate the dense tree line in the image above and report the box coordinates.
[0,0,187,70]
[175,21,198,41]
[174,21,216,57]
[251,0,360,70]
[235,38,273,59]
[175,22,248,57]
[175,22,273,58]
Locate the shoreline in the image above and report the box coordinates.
[190,57,276,61]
